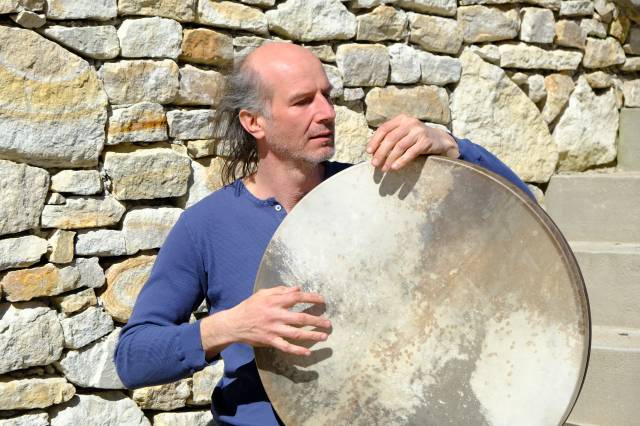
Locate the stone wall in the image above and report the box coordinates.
[0,0,638,424]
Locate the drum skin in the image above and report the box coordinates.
[254,156,590,426]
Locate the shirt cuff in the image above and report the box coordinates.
[175,320,210,373]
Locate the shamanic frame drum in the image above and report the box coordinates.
[254,156,590,426]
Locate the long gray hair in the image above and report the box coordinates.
[214,58,271,185]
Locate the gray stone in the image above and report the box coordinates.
[336,44,389,87]
[60,306,114,349]
[0,235,48,271]
[102,256,155,322]
[350,0,395,8]
[623,79,640,107]
[584,70,615,88]
[583,37,626,68]
[55,328,125,389]
[47,229,75,264]
[122,206,182,254]
[527,74,547,103]
[152,411,214,426]
[408,12,462,54]
[51,170,102,195]
[323,64,344,98]
[0,160,48,237]
[103,144,191,201]
[131,379,191,410]
[239,0,275,6]
[499,43,583,70]
[118,0,196,22]
[118,17,182,60]
[197,0,268,35]
[45,0,117,20]
[593,0,615,21]
[559,0,595,16]
[74,257,105,290]
[0,302,64,374]
[177,157,225,209]
[365,85,450,126]
[51,288,97,315]
[467,43,501,64]
[458,6,520,43]
[0,27,108,168]
[356,5,407,42]
[42,25,119,60]
[75,229,127,257]
[451,50,558,182]
[175,65,224,106]
[188,363,224,405]
[332,105,373,164]
[541,73,575,124]
[180,28,233,67]
[185,139,217,159]
[167,110,216,139]
[520,7,555,44]
[10,10,45,28]
[306,44,335,62]
[581,18,607,38]
[0,412,49,426]
[266,0,356,41]
[107,102,167,145]
[46,192,66,205]
[99,59,179,105]
[618,108,640,170]
[419,51,461,86]
[41,196,126,230]
[388,43,421,84]
[555,20,587,49]
[0,377,74,410]
[624,27,640,54]
[50,392,150,426]
[508,71,529,86]
[396,0,457,17]
[621,57,640,72]
[553,76,618,170]
[609,15,631,43]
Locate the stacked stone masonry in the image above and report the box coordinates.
[0,0,638,424]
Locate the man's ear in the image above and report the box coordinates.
[239,109,266,140]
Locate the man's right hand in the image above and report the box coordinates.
[200,286,331,359]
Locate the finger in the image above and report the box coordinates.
[269,336,311,357]
[371,125,409,168]
[381,133,419,171]
[390,142,428,171]
[284,312,332,329]
[281,291,325,308]
[277,325,328,342]
[366,116,401,155]
[262,285,299,296]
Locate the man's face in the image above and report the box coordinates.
[259,58,336,165]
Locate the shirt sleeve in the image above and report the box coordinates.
[114,215,211,388]
[455,137,536,202]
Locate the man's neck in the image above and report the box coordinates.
[243,157,325,212]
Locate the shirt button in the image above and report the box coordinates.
[274,205,282,211]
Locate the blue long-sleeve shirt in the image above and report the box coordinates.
[114,139,534,425]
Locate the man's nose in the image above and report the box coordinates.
[315,93,336,123]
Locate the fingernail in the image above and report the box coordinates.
[366,147,372,153]
[371,159,378,166]
[391,162,399,170]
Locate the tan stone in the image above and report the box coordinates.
[499,43,583,70]
[117,0,196,22]
[0,235,47,271]
[555,20,587,49]
[99,60,179,105]
[186,139,217,159]
[180,28,233,67]
[107,102,167,145]
[581,18,607,38]
[10,10,46,28]
[46,193,66,205]
[332,105,373,164]
[122,206,182,254]
[175,65,224,106]
[197,0,268,35]
[0,263,80,301]
[47,229,75,264]
[102,255,156,323]
[265,0,356,41]
[335,44,389,87]
[457,6,520,43]
[152,411,213,426]
[541,73,575,124]
[621,57,640,72]
[0,377,74,410]
[51,170,102,195]
[623,79,640,107]
[559,0,594,17]
[52,288,97,315]
[583,37,626,68]
[520,7,555,44]
[396,0,457,17]
[306,45,335,62]
[0,160,49,237]
[131,379,191,410]
[408,12,462,54]
[41,197,126,230]
[188,363,224,406]
[365,85,450,127]
[610,15,630,42]
[584,71,615,88]
[356,5,407,42]
[46,0,117,20]
[177,157,225,208]
[0,412,49,426]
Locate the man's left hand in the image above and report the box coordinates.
[366,114,460,172]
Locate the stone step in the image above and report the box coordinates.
[567,326,640,426]
[570,241,640,329]
[618,108,640,171]
[545,173,640,243]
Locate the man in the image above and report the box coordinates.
[115,43,533,425]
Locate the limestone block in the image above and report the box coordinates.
[541,73,575,123]
[0,412,49,426]
[197,0,268,35]
[118,0,196,22]
[51,288,97,315]
[186,139,217,159]
[19,0,45,11]
[0,27,108,168]
[419,51,461,86]
[42,25,119,60]
[0,235,47,271]
[180,28,233,67]
[118,17,182,60]
[623,79,640,107]
[152,411,214,426]
[131,379,191,410]
[458,0,560,6]
[593,0,614,21]
[60,306,114,349]
[167,110,216,139]
[332,106,373,164]
[559,0,595,16]
[102,256,156,323]
[365,85,450,126]
[176,65,225,106]
[47,229,75,264]
[0,377,74,410]
[0,302,64,374]
[555,20,587,49]
[336,44,389,87]
[75,229,127,257]
[41,196,126,229]
[177,157,225,209]
[610,15,630,42]
[74,257,105,290]
[499,43,583,70]
[467,43,501,64]
[584,70,615,88]
[55,328,124,389]
[50,170,102,195]
[188,363,224,405]
[520,7,555,44]
[239,0,275,6]
[265,0,356,41]
[618,108,640,170]
[458,6,520,43]
[396,0,457,17]
[0,160,48,237]
[107,102,167,145]
[99,59,179,105]
[46,193,66,205]
[0,1,21,14]
[10,10,45,28]
[103,144,191,200]
[583,37,626,68]
[50,392,149,426]
[580,18,607,38]
[45,0,117,20]
[527,74,546,103]
[306,45,335,62]
[553,76,618,170]
[122,206,182,254]
[451,51,558,182]
[625,27,640,54]
[388,43,421,84]
[408,12,462,54]
[621,57,640,72]
[323,64,344,98]
[356,5,407,42]
[350,0,395,8]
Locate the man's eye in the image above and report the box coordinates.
[294,97,312,106]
